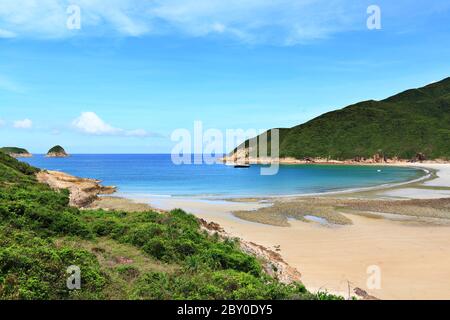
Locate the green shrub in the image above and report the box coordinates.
[0,152,341,300]
[132,269,315,300]
[0,227,106,300]
[116,265,140,281]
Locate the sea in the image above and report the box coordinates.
[22,154,425,198]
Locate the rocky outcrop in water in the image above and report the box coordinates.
[37,170,116,207]
[46,145,69,158]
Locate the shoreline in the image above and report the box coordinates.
[126,163,450,299]
[117,163,432,201]
[39,162,450,299]
[231,165,433,200]
[221,154,450,166]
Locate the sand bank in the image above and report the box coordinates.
[397,163,450,186]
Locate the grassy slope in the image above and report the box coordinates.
[238,77,450,160]
[0,152,339,300]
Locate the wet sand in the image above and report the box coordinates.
[124,163,450,299]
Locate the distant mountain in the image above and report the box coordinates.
[0,147,32,158]
[231,77,450,161]
[46,145,69,158]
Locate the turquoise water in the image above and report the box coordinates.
[22,154,424,198]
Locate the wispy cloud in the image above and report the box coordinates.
[0,27,15,38]
[0,0,370,44]
[13,118,33,129]
[2,1,448,44]
[0,119,5,127]
[0,74,26,94]
[72,111,160,138]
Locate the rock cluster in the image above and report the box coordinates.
[37,170,116,207]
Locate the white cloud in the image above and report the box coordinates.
[72,111,158,138]
[0,119,5,127]
[13,118,33,129]
[0,0,372,44]
[72,111,121,135]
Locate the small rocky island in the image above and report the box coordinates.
[46,145,69,158]
[0,147,32,158]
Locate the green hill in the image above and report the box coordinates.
[47,145,66,154]
[0,147,31,156]
[0,153,340,300]
[235,77,450,161]
[46,145,68,157]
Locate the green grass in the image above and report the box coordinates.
[0,152,342,300]
[236,77,450,160]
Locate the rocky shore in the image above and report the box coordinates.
[222,149,449,165]
[37,170,116,207]
[8,152,33,158]
[46,152,69,158]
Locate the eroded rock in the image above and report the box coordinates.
[37,170,116,207]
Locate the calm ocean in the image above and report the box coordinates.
[22,154,424,198]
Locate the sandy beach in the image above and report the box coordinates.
[128,163,450,300]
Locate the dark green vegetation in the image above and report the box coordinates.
[237,77,450,160]
[47,145,67,154]
[0,147,30,155]
[0,152,340,300]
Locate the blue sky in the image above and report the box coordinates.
[0,0,449,153]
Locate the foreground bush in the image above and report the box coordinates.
[0,152,341,300]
